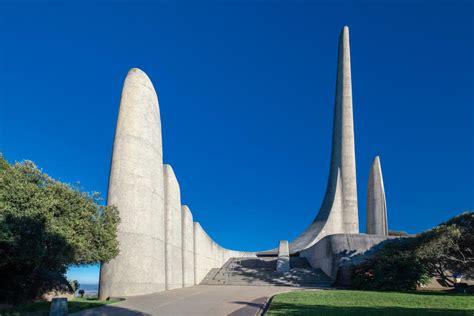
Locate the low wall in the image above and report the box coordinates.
[300,233,395,286]
[193,222,255,284]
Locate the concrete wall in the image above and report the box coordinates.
[164,165,183,290]
[181,205,194,288]
[193,222,255,284]
[300,233,395,286]
[99,68,255,298]
[99,68,166,299]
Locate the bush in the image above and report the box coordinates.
[351,212,473,291]
[0,155,120,303]
[352,239,430,291]
[416,212,474,283]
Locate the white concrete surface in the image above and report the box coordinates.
[181,205,194,287]
[164,164,183,290]
[194,222,255,284]
[99,68,166,299]
[276,240,290,272]
[300,233,393,284]
[366,156,388,235]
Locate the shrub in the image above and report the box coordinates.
[352,239,430,291]
[351,212,473,291]
[0,155,120,303]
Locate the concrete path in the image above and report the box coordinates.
[71,285,307,316]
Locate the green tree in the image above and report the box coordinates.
[0,155,120,303]
[416,212,474,285]
[351,212,473,291]
[352,238,430,291]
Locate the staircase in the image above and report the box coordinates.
[200,257,332,287]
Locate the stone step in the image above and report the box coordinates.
[200,257,332,287]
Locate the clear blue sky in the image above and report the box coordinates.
[1,1,472,285]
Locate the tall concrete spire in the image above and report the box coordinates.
[366,156,388,235]
[333,25,359,233]
[99,68,166,299]
[263,26,359,255]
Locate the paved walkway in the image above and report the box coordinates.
[71,285,307,316]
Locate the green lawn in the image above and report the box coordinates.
[267,290,474,316]
[0,298,118,315]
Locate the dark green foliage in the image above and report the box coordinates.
[417,212,474,283]
[0,155,120,303]
[352,212,473,291]
[352,238,430,291]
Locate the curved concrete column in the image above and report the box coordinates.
[366,156,388,235]
[164,164,183,290]
[181,205,195,287]
[99,68,166,299]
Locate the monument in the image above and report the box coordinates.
[366,156,388,235]
[99,26,392,299]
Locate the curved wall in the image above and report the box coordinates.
[194,222,255,284]
[99,68,255,299]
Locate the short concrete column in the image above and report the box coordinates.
[276,240,290,273]
[49,297,68,316]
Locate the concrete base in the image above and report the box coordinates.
[300,233,396,286]
[276,240,290,273]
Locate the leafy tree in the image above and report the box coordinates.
[352,238,430,291]
[416,212,473,285]
[79,289,85,298]
[351,211,473,291]
[0,155,120,303]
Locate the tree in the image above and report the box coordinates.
[0,155,120,303]
[352,238,430,291]
[416,212,473,285]
[351,211,473,291]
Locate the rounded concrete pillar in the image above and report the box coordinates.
[99,68,166,299]
[164,165,183,290]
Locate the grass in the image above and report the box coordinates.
[266,289,474,316]
[0,298,118,315]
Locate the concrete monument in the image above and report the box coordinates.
[99,68,166,298]
[259,25,358,255]
[99,26,392,299]
[366,156,388,235]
